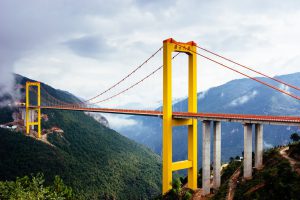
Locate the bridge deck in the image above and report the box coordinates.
[33,106,300,126]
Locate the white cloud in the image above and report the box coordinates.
[278,84,290,94]
[102,114,138,131]
[229,90,258,106]
[0,0,300,109]
[263,141,273,149]
[198,90,207,100]
[230,128,239,134]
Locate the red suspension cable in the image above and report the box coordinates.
[176,44,300,101]
[38,46,163,107]
[90,53,181,104]
[196,45,300,91]
[38,50,179,107]
[81,46,163,104]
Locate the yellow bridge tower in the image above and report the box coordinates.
[26,81,41,138]
[162,38,198,193]
[24,39,198,193]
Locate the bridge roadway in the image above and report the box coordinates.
[35,106,300,126]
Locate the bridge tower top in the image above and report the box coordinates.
[163,38,197,54]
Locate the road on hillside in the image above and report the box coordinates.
[279,147,300,175]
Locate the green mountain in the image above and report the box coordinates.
[155,141,300,200]
[233,149,300,199]
[0,74,161,199]
[212,142,300,200]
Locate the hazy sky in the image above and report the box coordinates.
[2,0,300,110]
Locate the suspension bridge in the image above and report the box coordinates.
[21,38,300,196]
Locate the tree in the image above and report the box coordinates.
[290,133,300,142]
[52,175,73,199]
[158,178,193,200]
[0,173,74,200]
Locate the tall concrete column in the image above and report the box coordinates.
[21,108,26,125]
[213,121,221,189]
[244,123,252,179]
[202,120,211,195]
[30,110,35,130]
[255,124,263,169]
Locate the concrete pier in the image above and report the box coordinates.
[202,120,211,195]
[213,121,221,189]
[20,108,26,125]
[255,124,263,169]
[243,123,252,179]
[29,110,35,130]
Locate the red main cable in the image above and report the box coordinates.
[81,46,163,104]
[88,52,181,105]
[39,50,178,107]
[92,65,163,104]
[176,43,300,101]
[39,46,163,107]
[196,45,300,91]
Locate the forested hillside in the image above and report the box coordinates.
[155,142,300,200]
[0,74,162,199]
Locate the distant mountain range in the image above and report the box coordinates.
[119,72,300,165]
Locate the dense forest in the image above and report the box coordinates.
[0,75,162,199]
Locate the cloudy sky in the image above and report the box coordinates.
[2,0,300,112]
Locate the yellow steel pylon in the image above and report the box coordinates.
[162,38,198,194]
[26,81,41,138]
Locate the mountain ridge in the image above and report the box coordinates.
[120,72,300,165]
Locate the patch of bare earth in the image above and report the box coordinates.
[226,168,241,200]
[244,182,265,196]
[191,188,213,200]
[280,147,300,175]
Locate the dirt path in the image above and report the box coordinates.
[226,168,241,200]
[190,181,214,200]
[191,188,204,200]
[191,167,241,199]
[191,188,213,200]
[279,147,300,175]
[244,182,265,196]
